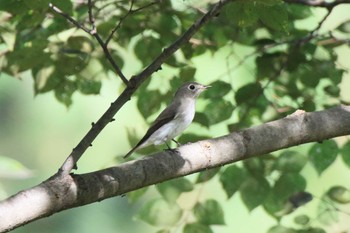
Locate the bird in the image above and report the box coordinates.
[124,81,209,158]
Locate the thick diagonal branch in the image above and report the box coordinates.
[1,105,350,232]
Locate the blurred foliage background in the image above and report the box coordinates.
[1,0,350,232]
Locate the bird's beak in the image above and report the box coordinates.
[201,85,210,90]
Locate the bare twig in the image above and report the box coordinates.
[105,0,159,46]
[49,3,128,85]
[48,3,91,33]
[58,0,233,175]
[105,0,135,46]
[87,0,96,32]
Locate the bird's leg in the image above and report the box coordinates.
[172,139,181,147]
[164,142,179,154]
[165,142,172,150]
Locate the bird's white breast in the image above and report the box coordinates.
[145,99,195,146]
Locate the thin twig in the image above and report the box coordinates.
[105,0,159,46]
[48,3,91,34]
[49,2,129,85]
[87,0,96,32]
[105,0,135,46]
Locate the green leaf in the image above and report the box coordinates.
[0,156,33,179]
[204,99,234,124]
[258,5,289,31]
[137,198,182,226]
[274,174,307,200]
[324,85,340,97]
[275,151,307,173]
[243,157,266,177]
[240,176,270,211]
[299,228,327,233]
[134,36,163,66]
[179,67,196,81]
[196,168,220,184]
[183,223,213,233]
[156,177,193,203]
[340,141,350,168]
[288,191,313,208]
[202,80,231,99]
[336,19,350,33]
[287,5,312,20]
[156,230,170,233]
[178,133,209,145]
[225,2,259,27]
[126,187,149,203]
[0,0,28,14]
[54,79,77,107]
[193,112,210,128]
[298,64,320,87]
[7,41,50,74]
[327,186,350,204]
[308,140,339,175]
[263,174,307,217]
[267,225,297,233]
[255,0,283,6]
[219,165,247,198]
[77,79,101,94]
[193,199,225,225]
[294,215,310,225]
[235,83,262,105]
[137,90,162,119]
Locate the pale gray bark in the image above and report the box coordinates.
[0,105,350,232]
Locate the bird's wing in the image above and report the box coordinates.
[123,104,177,158]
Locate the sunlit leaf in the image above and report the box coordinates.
[327,186,350,204]
[267,225,297,233]
[0,156,33,179]
[336,19,350,33]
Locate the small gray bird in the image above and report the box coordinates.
[124,82,209,158]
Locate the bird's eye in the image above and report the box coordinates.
[188,84,196,90]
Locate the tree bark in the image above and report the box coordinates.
[0,105,350,232]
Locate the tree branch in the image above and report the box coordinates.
[58,0,232,175]
[1,105,350,232]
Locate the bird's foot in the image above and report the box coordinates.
[164,148,179,154]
